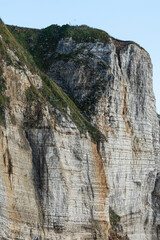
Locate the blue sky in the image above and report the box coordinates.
[1,0,160,113]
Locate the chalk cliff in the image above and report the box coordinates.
[0,21,159,240]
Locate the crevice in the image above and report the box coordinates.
[122,79,127,118]
[3,142,13,179]
[111,38,125,71]
[7,148,13,177]
[122,78,133,135]
[112,37,145,72]
[117,51,122,70]
[86,154,94,201]
[3,152,6,166]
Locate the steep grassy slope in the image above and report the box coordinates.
[0,19,37,71]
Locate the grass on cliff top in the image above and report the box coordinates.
[8,23,147,72]
[8,24,110,46]
[7,24,111,71]
[64,25,110,43]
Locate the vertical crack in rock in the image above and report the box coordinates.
[6,148,13,179]
[122,78,127,118]
[86,154,95,201]
[86,153,94,220]
[2,137,13,188]
[122,78,133,135]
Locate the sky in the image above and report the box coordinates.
[0,0,160,113]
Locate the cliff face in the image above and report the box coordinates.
[46,37,160,239]
[0,21,159,240]
[0,54,109,240]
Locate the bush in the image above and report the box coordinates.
[109,207,120,226]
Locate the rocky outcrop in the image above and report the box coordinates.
[0,21,159,240]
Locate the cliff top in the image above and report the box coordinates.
[7,23,147,71]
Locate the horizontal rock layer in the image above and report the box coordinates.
[0,22,159,240]
[47,37,160,239]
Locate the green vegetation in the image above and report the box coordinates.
[109,207,120,226]
[0,20,105,141]
[0,19,37,72]
[8,24,110,71]
[77,75,111,117]
[7,24,42,69]
[0,18,38,125]
[39,72,69,112]
[7,23,111,118]
[66,25,110,43]
[25,84,42,101]
[40,72,105,143]
[25,72,105,143]
[8,24,110,47]
[8,24,70,70]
